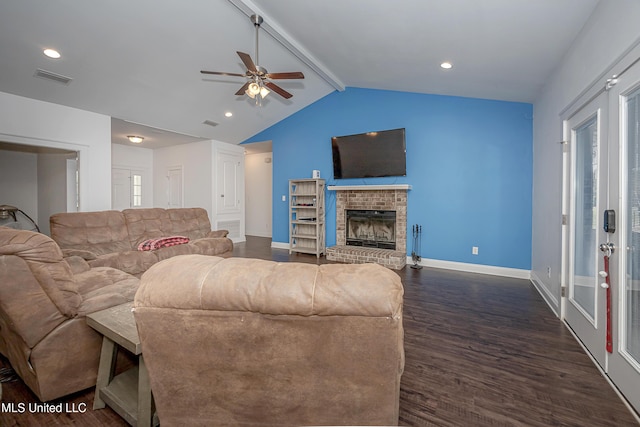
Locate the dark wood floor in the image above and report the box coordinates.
[1,236,638,426]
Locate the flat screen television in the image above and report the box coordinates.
[331,128,406,179]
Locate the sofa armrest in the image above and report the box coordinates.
[61,248,97,261]
[207,230,229,238]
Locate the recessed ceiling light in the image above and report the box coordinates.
[127,135,144,144]
[43,48,61,59]
[224,112,233,118]
[440,62,453,69]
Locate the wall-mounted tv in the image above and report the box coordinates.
[331,128,406,179]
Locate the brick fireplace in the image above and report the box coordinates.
[326,185,410,269]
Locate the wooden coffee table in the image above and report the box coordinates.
[87,302,156,427]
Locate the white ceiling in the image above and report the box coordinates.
[0,0,599,148]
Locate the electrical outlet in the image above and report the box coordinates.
[472,246,479,255]
[282,195,286,202]
[547,267,551,278]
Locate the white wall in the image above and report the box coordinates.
[112,143,154,208]
[245,152,272,238]
[532,0,640,314]
[0,149,38,221]
[0,91,112,212]
[153,140,212,217]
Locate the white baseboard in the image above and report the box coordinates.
[245,231,272,238]
[407,256,531,280]
[271,241,289,250]
[264,246,530,280]
[530,271,560,317]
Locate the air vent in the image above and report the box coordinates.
[216,220,240,239]
[202,120,219,127]
[34,69,72,85]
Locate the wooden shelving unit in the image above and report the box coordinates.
[289,179,325,258]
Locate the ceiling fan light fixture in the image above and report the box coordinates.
[260,86,270,98]
[247,82,261,96]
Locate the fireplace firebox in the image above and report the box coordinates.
[346,209,396,250]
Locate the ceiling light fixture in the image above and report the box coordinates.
[244,81,270,101]
[43,48,61,59]
[127,135,144,144]
[440,62,453,69]
[224,112,233,118]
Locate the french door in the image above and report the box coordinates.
[565,61,640,414]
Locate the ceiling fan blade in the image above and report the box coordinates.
[266,72,304,80]
[235,81,251,96]
[201,70,246,77]
[237,51,257,73]
[265,81,293,99]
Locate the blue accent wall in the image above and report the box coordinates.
[243,87,533,270]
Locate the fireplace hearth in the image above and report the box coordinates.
[346,210,396,249]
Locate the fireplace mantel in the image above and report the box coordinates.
[327,184,411,191]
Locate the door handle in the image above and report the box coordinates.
[599,242,615,256]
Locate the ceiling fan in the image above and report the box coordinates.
[201,14,304,101]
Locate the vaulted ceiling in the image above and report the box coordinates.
[0,0,599,148]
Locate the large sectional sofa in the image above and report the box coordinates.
[50,207,233,277]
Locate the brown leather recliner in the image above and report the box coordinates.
[0,227,139,401]
[134,255,405,427]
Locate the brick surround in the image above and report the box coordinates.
[326,187,408,269]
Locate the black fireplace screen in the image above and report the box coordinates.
[346,209,396,250]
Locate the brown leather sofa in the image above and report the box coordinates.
[0,227,139,401]
[134,255,405,426]
[50,207,233,277]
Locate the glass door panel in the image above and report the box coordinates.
[572,116,599,320]
[624,86,640,365]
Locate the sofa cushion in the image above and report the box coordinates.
[123,208,174,247]
[76,267,140,316]
[166,208,213,240]
[50,211,131,255]
[88,251,159,277]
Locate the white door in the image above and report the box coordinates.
[217,152,241,214]
[565,91,609,368]
[112,168,131,211]
[606,62,640,413]
[565,63,640,414]
[112,168,145,210]
[167,166,183,208]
